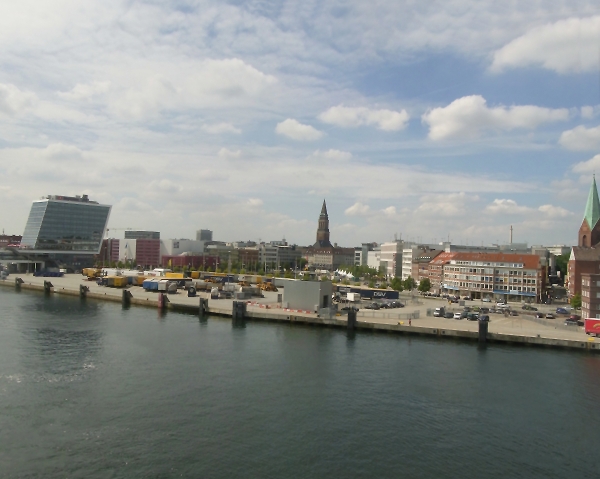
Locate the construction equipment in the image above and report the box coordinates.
[260,282,278,292]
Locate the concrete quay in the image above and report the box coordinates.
[2,274,599,353]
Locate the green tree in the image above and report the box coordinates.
[571,293,582,309]
[380,281,388,289]
[368,280,375,288]
[555,253,569,281]
[320,275,329,281]
[418,278,431,293]
[284,270,293,279]
[404,276,417,291]
[390,277,404,291]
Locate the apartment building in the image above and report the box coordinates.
[581,273,600,319]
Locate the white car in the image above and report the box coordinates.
[482,298,491,302]
[496,302,509,309]
[453,312,462,319]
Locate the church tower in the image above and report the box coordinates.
[314,200,333,248]
[578,176,600,247]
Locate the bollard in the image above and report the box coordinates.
[478,319,488,344]
[15,277,24,289]
[158,292,170,310]
[44,281,53,294]
[347,309,357,331]
[122,289,132,307]
[80,284,89,298]
[232,301,246,321]
[199,298,208,317]
[188,286,197,298]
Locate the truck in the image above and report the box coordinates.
[346,292,359,303]
[584,318,600,337]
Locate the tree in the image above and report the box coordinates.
[368,280,375,288]
[320,275,328,281]
[390,277,404,291]
[418,278,431,293]
[571,293,582,309]
[404,276,417,291]
[555,253,569,281]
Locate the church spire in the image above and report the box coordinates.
[320,199,328,217]
[584,175,600,230]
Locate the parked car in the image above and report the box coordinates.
[496,302,509,309]
[480,307,489,314]
[564,318,578,326]
[365,303,380,310]
[466,312,479,321]
[569,314,583,326]
[482,298,491,302]
[433,307,445,317]
[453,312,462,319]
[445,311,454,319]
[460,311,468,320]
[545,313,555,319]
[390,301,404,308]
[535,312,544,318]
[462,296,471,300]
[555,307,569,315]
[522,304,538,311]
[509,310,518,316]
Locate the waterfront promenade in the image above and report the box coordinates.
[2,274,598,352]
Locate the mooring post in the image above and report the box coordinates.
[199,297,208,317]
[347,309,357,331]
[43,281,53,294]
[122,289,132,306]
[478,319,488,344]
[80,284,89,298]
[15,277,24,289]
[232,301,246,321]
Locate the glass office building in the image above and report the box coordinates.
[21,195,111,254]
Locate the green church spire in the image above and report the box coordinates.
[584,175,600,229]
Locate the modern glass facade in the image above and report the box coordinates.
[21,198,111,254]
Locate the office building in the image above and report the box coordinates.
[196,229,213,242]
[21,195,110,254]
[124,230,160,240]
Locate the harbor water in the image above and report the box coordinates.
[1,287,599,478]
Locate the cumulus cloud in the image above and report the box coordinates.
[422,95,569,140]
[319,105,409,131]
[42,143,85,162]
[0,83,37,116]
[202,122,242,134]
[491,16,600,74]
[382,206,397,217]
[57,81,110,101]
[486,199,532,215]
[486,199,573,218]
[309,149,352,161]
[275,119,324,141]
[345,202,371,216]
[247,198,263,207]
[572,154,600,174]
[559,125,600,151]
[416,192,475,217]
[218,148,242,159]
[538,204,573,218]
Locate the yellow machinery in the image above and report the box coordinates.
[83,268,102,280]
[105,276,128,288]
[260,282,278,292]
[165,272,184,279]
[190,271,201,279]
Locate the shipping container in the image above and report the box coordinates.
[585,318,600,337]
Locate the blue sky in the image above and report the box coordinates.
[1,1,600,247]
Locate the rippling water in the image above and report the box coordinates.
[1,287,600,478]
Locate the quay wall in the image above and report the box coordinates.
[2,279,599,353]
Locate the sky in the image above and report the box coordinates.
[2,1,600,247]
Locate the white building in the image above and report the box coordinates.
[380,241,403,279]
[367,248,381,270]
[160,239,205,257]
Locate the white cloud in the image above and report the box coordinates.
[275,119,324,141]
[202,122,242,134]
[581,106,598,120]
[422,95,569,140]
[559,125,600,151]
[42,143,85,162]
[417,192,476,217]
[345,202,371,216]
[572,154,600,174]
[218,148,242,159]
[538,204,573,218]
[57,81,111,101]
[247,198,263,207]
[486,199,532,215]
[310,149,352,161]
[491,16,600,74]
[319,105,409,131]
[0,83,37,116]
[382,206,397,217]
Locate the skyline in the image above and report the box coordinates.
[2,2,600,246]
